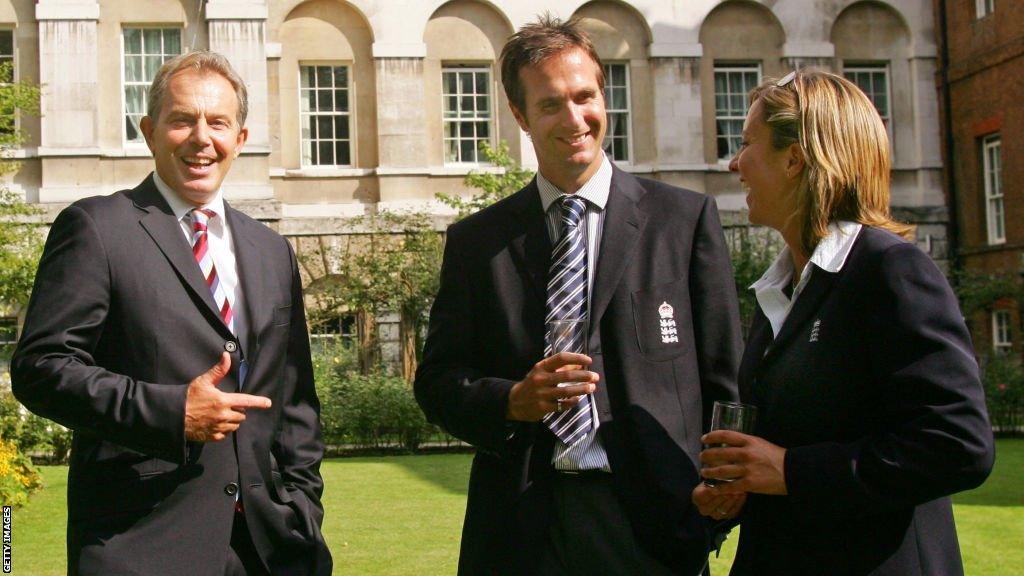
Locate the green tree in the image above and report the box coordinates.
[0,62,43,307]
[436,140,535,221]
[304,211,442,381]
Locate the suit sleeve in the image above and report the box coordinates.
[11,205,189,463]
[273,242,328,538]
[784,241,995,519]
[689,196,743,425]
[414,225,518,455]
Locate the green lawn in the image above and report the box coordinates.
[9,440,1022,575]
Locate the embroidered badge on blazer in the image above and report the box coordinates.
[659,301,679,343]
[809,319,821,343]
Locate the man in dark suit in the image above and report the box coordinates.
[12,51,331,575]
[415,16,742,576]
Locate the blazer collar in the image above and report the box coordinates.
[589,165,646,336]
[508,179,552,303]
[225,206,269,354]
[131,174,234,341]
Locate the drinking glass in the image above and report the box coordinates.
[703,400,758,486]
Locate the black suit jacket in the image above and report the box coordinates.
[731,226,994,576]
[12,175,331,576]
[415,166,742,575]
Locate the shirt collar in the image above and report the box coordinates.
[751,221,862,290]
[151,171,226,224]
[537,153,612,213]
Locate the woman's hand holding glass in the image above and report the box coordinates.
[699,430,788,496]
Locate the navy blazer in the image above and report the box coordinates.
[12,175,331,576]
[731,226,994,576]
[415,166,743,575]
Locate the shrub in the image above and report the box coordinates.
[980,353,1024,435]
[0,435,41,507]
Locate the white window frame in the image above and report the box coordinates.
[442,66,493,165]
[0,29,17,136]
[983,134,1004,245]
[121,27,183,145]
[976,0,995,18]
[993,310,1012,354]
[843,63,892,135]
[298,63,354,168]
[713,63,762,162]
[603,62,632,164]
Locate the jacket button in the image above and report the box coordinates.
[224,341,238,353]
[225,482,239,496]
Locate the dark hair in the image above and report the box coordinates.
[147,50,248,127]
[500,14,604,111]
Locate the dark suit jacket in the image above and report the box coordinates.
[12,175,331,576]
[415,166,742,575]
[731,226,995,576]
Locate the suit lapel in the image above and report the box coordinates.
[508,180,551,303]
[226,203,267,358]
[589,167,646,336]
[133,176,231,338]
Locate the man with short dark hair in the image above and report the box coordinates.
[12,51,331,576]
[415,15,742,576]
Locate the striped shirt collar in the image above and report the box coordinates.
[536,154,612,213]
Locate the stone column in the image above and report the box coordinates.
[205,0,273,202]
[650,56,704,169]
[35,1,100,202]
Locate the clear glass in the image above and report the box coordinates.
[704,400,758,486]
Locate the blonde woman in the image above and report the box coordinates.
[692,70,994,575]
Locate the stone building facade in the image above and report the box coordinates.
[935,0,1022,358]
[0,0,946,347]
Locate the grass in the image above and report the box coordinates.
[8,440,1022,575]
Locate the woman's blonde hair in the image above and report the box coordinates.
[749,70,913,255]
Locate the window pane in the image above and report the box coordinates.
[318,89,333,112]
[124,29,142,54]
[460,73,474,94]
[301,140,312,165]
[476,121,489,139]
[461,139,474,162]
[125,116,140,141]
[0,31,13,57]
[300,89,312,113]
[336,142,350,166]
[445,139,458,163]
[334,66,348,88]
[336,89,349,113]
[475,72,486,94]
[145,56,163,80]
[335,116,349,139]
[317,115,333,139]
[445,73,457,95]
[164,30,181,55]
[316,66,332,88]
[143,29,162,54]
[300,67,313,89]
[125,85,146,114]
[318,141,334,165]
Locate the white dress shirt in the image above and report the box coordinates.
[152,172,247,341]
[751,221,862,338]
[536,154,613,472]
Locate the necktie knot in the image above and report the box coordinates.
[560,196,586,229]
[190,208,216,230]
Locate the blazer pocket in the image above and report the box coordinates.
[631,277,692,361]
[273,304,292,327]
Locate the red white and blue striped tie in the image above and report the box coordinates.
[541,196,594,447]
[190,208,234,333]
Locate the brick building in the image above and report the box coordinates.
[935,0,1023,358]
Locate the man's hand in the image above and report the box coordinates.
[699,430,788,495]
[505,352,598,422]
[185,352,272,442]
[692,482,746,520]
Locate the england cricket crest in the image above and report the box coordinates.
[658,301,678,344]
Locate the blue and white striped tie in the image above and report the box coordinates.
[542,196,594,447]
